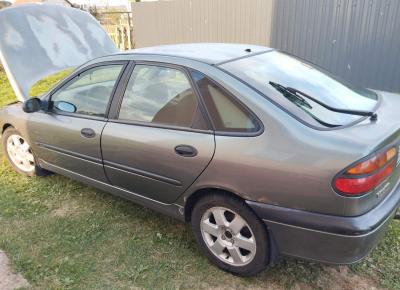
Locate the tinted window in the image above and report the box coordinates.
[51,65,123,117]
[192,71,259,133]
[221,51,378,127]
[119,65,203,129]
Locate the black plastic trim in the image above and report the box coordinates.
[107,61,135,120]
[37,143,102,164]
[247,179,400,236]
[103,160,182,186]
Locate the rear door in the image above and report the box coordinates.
[101,63,215,204]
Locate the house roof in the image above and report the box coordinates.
[124,43,273,65]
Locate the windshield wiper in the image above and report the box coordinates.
[269,81,378,122]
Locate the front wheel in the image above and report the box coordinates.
[191,193,270,276]
[2,127,48,177]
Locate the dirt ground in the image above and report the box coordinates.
[0,248,383,290]
[0,250,29,290]
[206,265,382,290]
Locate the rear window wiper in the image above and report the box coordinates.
[269,81,313,110]
[269,81,338,127]
[269,81,378,122]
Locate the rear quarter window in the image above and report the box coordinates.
[191,71,260,134]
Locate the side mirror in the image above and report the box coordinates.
[54,101,77,113]
[22,97,42,113]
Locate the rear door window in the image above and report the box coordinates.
[221,51,378,128]
[119,65,208,130]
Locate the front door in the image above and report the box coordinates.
[28,63,126,182]
[101,64,215,203]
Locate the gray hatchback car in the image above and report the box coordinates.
[1,5,400,277]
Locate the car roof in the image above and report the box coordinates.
[118,43,273,65]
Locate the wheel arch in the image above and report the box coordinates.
[183,187,246,222]
[2,123,13,134]
[184,186,281,266]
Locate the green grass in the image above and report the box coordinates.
[0,69,399,289]
[0,67,72,106]
[0,69,17,107]
[29,69,74,97]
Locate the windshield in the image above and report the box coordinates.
[220,51,378,127]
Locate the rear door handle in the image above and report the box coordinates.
[81,128,96,138]
[175,145,198,157]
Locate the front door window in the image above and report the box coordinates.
[51,64,124,117]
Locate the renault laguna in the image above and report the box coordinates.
[0,4,399,276]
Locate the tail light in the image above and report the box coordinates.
[334,147,397,196]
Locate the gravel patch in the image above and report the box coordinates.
[0,250,29,290]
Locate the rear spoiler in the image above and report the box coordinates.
[0,4,118,101]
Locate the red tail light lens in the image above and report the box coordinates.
[334,147,397,196]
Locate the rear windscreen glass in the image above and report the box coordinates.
[221,51,378,127]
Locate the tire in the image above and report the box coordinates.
[2,127,49,177]
[191,193,270,276]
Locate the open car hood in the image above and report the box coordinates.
[0,4,118,101]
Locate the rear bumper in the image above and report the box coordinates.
[247,184,400,264]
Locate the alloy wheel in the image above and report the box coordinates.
[200,206,257,266]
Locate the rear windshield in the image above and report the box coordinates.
[220,51,378,128]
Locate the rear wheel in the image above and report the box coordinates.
[2,127,48,176]
[191,193,270,276]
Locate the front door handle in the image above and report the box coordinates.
[175,145,198,157]
[81,128,96,138]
